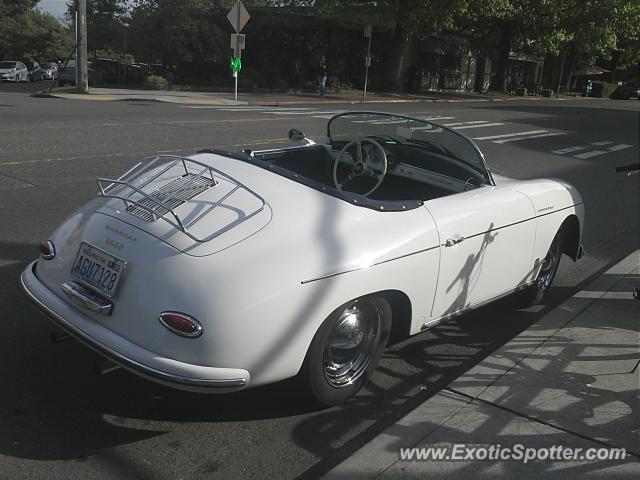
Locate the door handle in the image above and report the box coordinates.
[444,236,465,247]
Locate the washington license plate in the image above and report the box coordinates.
[71,242,126,298]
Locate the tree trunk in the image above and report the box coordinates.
[609,50,620,84]
[491,23,511,92]
[381,19,411,92]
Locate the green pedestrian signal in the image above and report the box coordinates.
[230,56,242,73]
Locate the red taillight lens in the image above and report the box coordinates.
[39,240,56,260]
[158,312,203,338]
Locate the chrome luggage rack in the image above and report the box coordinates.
[97,155,266,242]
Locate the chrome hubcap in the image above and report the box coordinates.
[323,300,382,388]
[537,235,561,292]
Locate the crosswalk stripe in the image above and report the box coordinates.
[608,144,633,152]
[552,145,588,154]
[573,150,608,159]
[472,130,548,141]
[452,122,505,130]
[443,121,490,126]
[592,141,615,146]
[268,111,337,115]
[421,116,455,121]
[493,132,566,144]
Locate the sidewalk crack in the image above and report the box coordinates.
[445,387,639,458]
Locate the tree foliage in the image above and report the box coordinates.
[0,0,73,60]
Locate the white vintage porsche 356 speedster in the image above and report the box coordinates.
[21,111,584,404]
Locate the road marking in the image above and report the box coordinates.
[452,122,504,130]
[493,132,567,144]
[0,137,295,166]
[592,141,614,146]
[443,120,490,126]
[422,116,455,121]
[268,110,338,115]
[552,145,588,154]
[608,144,633,152]
[472,130,548,141]
[573,150,608,159]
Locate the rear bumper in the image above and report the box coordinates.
[20,260,250,393]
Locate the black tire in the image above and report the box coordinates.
[302,295,391,405]
[520,230,563,306]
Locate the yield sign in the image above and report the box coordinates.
[227,1,250,33]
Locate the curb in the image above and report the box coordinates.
[322,249,640,480]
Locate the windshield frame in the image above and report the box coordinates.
[327,111,494,186]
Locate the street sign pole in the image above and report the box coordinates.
[363,25,372,99]
[234,1,240,100]
[227,1,250,101]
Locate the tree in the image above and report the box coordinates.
[0,0,73,61]
[66,0,129,59]
[315,0,466,91]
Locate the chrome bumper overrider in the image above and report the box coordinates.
[20,261,249,392]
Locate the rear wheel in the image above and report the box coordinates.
[521,230,563,306]
[302,295,391,405]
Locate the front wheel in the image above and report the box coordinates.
[302,295,391,405]
[521,231,563,306]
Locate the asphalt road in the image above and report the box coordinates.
[1,84,638,480]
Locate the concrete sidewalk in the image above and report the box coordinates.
[324,250,640,479]
[36,87,554,106]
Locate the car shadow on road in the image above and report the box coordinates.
[0,235,608,480]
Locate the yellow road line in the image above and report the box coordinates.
[0,138,291,166]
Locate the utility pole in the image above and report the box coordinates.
[77,0,89,93]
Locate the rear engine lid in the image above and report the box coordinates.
[95,154,271,256]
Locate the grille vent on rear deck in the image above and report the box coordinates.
[126,173,216,221]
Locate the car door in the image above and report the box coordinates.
[425,185,536,319]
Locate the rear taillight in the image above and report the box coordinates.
[39,240,56,260]
[159,312,203,338]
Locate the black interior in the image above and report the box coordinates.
[257,144,455,202]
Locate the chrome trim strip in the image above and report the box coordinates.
[447,203,583,245]
[21,264,247,389]
[421,281,536,330]
[301,245,439,284]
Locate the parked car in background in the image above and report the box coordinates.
[610,80,640,100]
[93,58,121,85]
[58,60,94,87]
[42,62,59,80]
[24,61,44,82]
[0,61,28,82]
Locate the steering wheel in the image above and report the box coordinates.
[333,138,388,197]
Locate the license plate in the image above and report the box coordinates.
[70,242,126,298]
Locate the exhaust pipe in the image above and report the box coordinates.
[94,359,121,376]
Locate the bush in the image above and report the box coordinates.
[542,88,553,97]
[145,74,168,87]
[515,86,527,96]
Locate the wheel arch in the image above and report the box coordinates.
[560,214,581,261]
[378,289,413,343]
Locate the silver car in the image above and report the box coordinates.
[42,62,59,80]
[0,61,28,82]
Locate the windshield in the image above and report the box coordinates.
[0,62,17,69]
[24,62,35,69]
[328,112,492,185]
